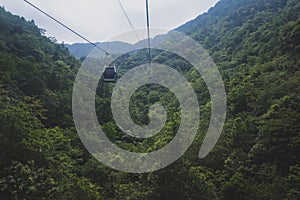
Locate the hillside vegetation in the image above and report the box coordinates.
[0,0,300,199]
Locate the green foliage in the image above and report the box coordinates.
[286,165,300,200]
[1,0,300,199]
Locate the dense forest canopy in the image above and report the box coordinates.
[0,0,300,199]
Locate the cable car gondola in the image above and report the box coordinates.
[103,65,117,82]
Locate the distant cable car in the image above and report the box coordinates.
[103,65,117,82]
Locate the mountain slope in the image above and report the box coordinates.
[176,0,300,199]
[0,7,103,199]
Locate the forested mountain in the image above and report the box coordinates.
[64,41,134,60]
[0,6,100,199]
[64,42,98,60]
[0,0,300,199]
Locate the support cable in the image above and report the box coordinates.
[145,0,152,76]
[24,0,110,55]
[116,0,140,40]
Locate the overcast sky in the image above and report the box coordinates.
[0,0,219,44]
